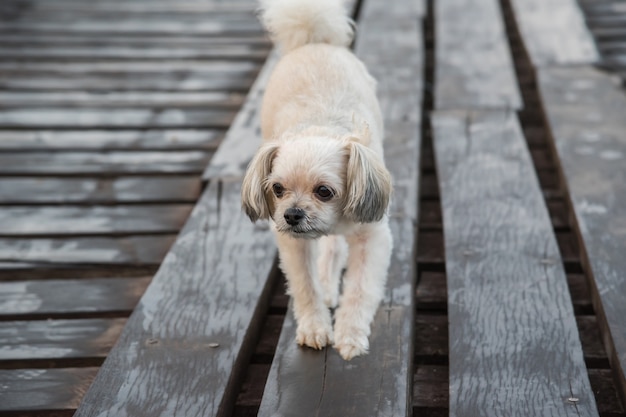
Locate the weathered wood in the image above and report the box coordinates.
[1,0,256,13]
[0,151,210,175]
[435,0,521,110]
[258,0,423,415]
[432,109,598,416]
[537,64,626,406]
[0,205,193,236]
[203,50,278,180]
[0,108,234,128]
[0,277,150,319]
[0,92,243,108]
[0,235,175,265]
[0,177,201,204]
[74,180,277,417]
[0,318,125,364]
[508,0,599,66]
[0,367,98,412]
[0,34,270,47]
[0,130,223,150]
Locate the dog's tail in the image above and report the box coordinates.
[259,0,354,53]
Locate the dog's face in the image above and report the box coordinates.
[241,135,392,239]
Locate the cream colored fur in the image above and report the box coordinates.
[241,0,393,360]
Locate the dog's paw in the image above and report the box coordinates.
[295,316,334,350]
[333,325,369,360]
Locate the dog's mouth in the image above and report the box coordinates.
[277,224,325,239]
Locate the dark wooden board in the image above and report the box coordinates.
[0,129,223,151]
[435,0,521,110]
[508,0,598,66]
[0,205,193,236]
[0,367,98,412]
[537,64,626,406]
[0,151,210,176]
[0,92,243,108]
[0,318,125,364]
[0,235,175,265]
[0,108,234,128]
[0,277,150,319]
[0,176,201,205]
[258,0,423,414]
[74,180,277,417]
[432,110,598,416]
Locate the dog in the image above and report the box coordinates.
[241,0,392,360]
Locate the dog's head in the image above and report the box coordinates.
[241,135,392,238]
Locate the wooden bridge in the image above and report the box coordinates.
[1,0,625,416]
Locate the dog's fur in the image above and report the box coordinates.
[241,0,393,360]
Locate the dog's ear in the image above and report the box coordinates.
[343,140,392,223]
[241,142,280,221]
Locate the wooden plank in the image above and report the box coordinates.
[0,34,270,47]
[0,151,210,176]
[0,1,257,13]
[203,50,278,180]
[0,277,150,319]
[537,64,626,406]
[0,367,98,412]
[0,318,125,364]
[0,92,243,108]
[509,0,599,66]
[432,109,598,416]
[0,177,201,204]
[435,0,521,110]
[0,205,193,236]
[0,108,234,128]
[0,130,223,150]
[0,45,268,61]
[0,72,256,92]
[0,235,175,265]
[258,0,423,414]
[74,180,277,417]
[0,60,259,73]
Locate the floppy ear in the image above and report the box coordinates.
[343,141,392,223]
[241,143,279,221]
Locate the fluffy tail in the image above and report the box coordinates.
[259,0,354,53]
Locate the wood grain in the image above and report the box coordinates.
[432,109,598,416]
[258,0,423,414]
[0,277,150,319]
[0,367,98,411]
[436,0,522,110]
[537,64,626,406]
[73,180,277,417]
[509,0,599,66]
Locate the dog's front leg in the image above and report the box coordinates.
[334,220,392,360]
[276,232,333,350]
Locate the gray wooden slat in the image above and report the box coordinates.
[0,367,98,411]
[0,318,125,362]
[509,0,599,66]
[432,110,598,416]
[0,60,259,72]
[435,0,521,110]
[1,1,256,13]
[537,64,626,406]
[0,34,270,47]
[0,235,175,265]
[258,0,423,414]
[0,130,222,150]
[0,277,150,318]
[0,108,234,128]
[0,73,256,92]
[0,151,210,175]
[0,45,268,60]
[203,50,278,180]
[0,92,243,108]
[0,177,201,204]
[0,205,193,236]
[73,180,277,417]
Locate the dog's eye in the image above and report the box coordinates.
[272,183,284,198]
[314,185,334,201]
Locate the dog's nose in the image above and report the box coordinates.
[284,207,305,226]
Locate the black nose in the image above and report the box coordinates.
[284,207,305,226]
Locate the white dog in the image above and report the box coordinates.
[241,0,392,360]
